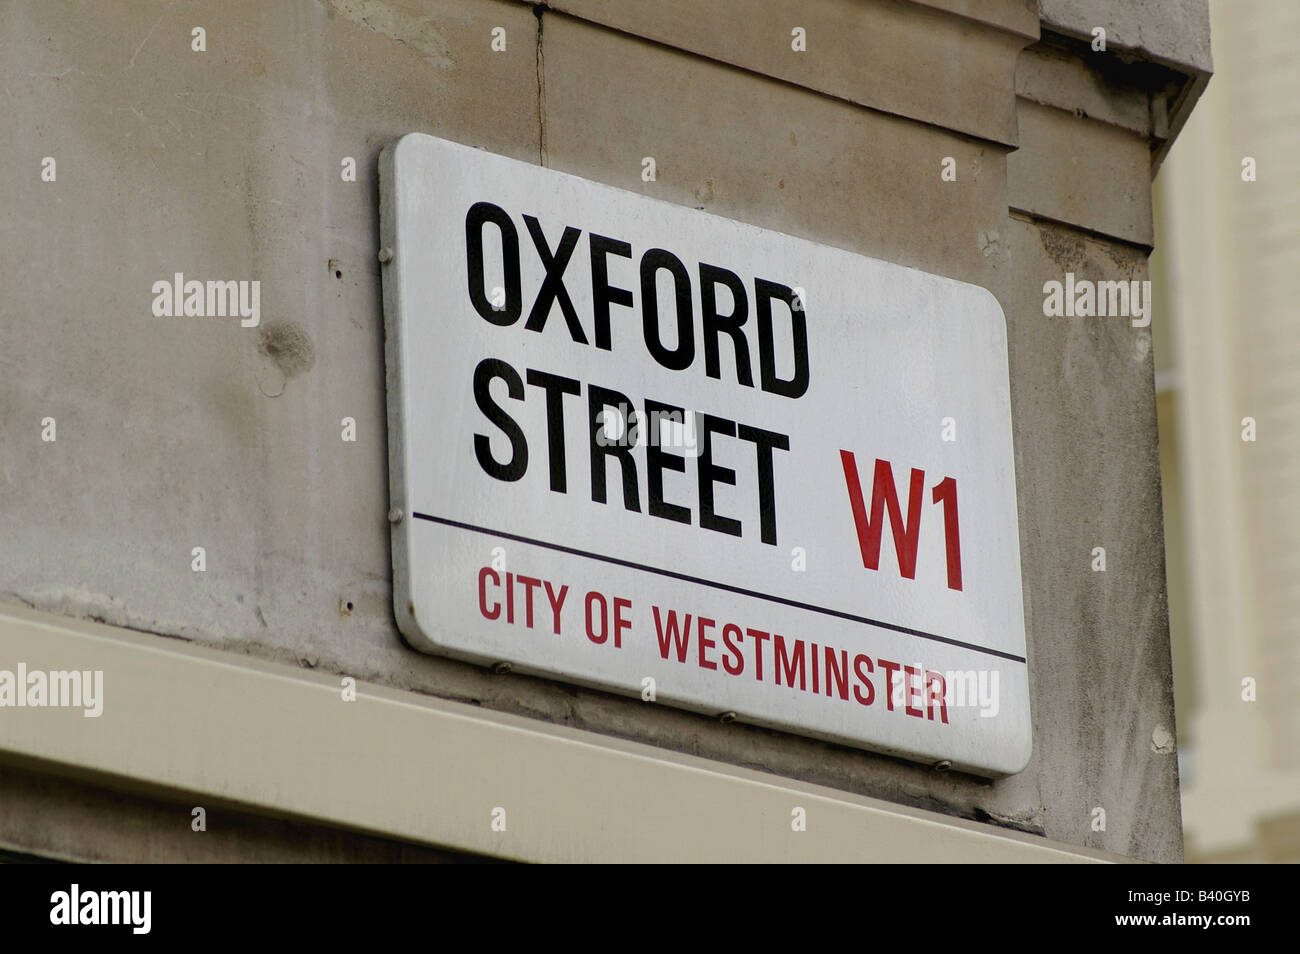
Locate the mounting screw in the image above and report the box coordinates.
[718,711,737,724]
[492,661,512,675]
[933,760,952,773]
[387,507,404,524]
[377,247,394,264]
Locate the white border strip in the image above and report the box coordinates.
[0,603,1119,862]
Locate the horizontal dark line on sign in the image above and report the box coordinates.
[412,513,1027,664]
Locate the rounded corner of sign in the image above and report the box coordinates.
[389,131,429,153]
[390,577,439,655]
[971,283,1008,327]
[382,132,434,172]
[1003,730,1034,777]
[393,603,440,656]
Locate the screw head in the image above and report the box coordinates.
[718,711,737,724]
[492,661,512,675]
[933,760,953,773]
[377,247,394,264]
[387,507,404,524]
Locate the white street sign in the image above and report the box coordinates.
[379,133,1031,777]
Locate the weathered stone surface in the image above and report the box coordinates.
[0,0,1186,861]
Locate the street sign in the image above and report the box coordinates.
[379,133,1031,776]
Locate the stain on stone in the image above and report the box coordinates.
[258,321,316,380]
[971,805,1047,836]
[1102,241,1139,272]
[977,228,1001,257]
[328,0,455,70]
[1151,724,1176,754]
[1039,226,1088,271]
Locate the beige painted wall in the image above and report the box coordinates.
[1153,0,1300,863]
